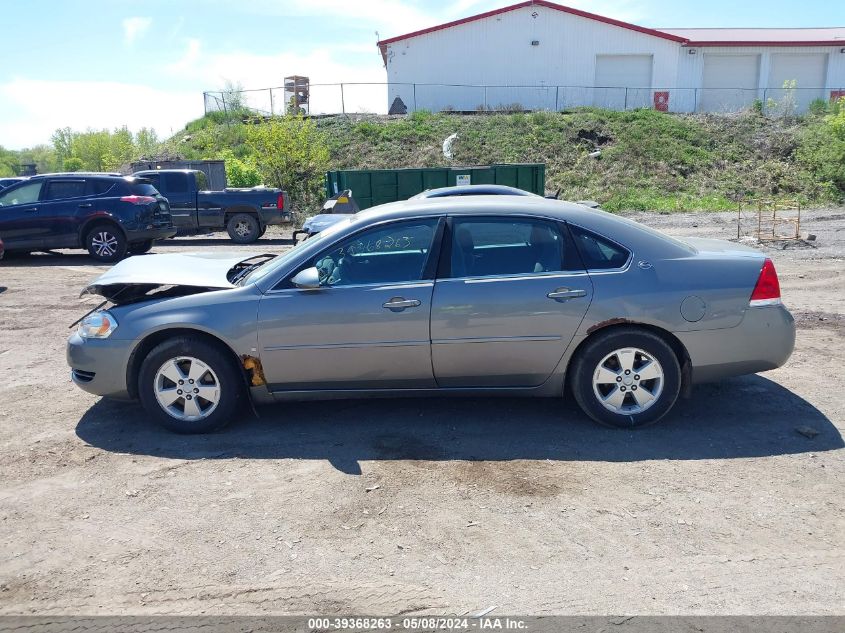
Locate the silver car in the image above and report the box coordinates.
[67,197,795,433]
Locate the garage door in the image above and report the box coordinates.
[594,55,653,109]
[768,53,828,112]
[700,54,760,112]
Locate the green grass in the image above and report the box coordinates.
[170,108,844,212]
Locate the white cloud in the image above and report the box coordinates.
[0,78,200,149]
[167,38,202,75]
[122,16,152,46]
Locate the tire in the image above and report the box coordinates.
[258,225,267,238]
[128,240,154,255]
[226,213,261,243]
[85,224,127,263]
[570,327,681,429]
[137,336,245,434]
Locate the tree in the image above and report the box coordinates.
[0,145,19,177]
[63,157,84,172]
[135,127,160,159]
[244,115,330,212]
[221,149,262,188]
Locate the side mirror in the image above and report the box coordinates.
[291,267,321,289]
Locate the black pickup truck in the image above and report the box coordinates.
[133,169,289,243]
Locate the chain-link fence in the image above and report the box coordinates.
[204,83,843,118]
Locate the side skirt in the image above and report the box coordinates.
[267,384,563,402]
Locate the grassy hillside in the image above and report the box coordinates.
[170,107,844,212]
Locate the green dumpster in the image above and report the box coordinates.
[325,164,545,210]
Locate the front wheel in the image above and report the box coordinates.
[226,213,261,243]
[85,224,127,262]
[138,337,245,433]
[570,328,681,428]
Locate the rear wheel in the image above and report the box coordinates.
[570,328,681,428]
[129,240,154,254]
[85,224,126,262]
[226,213,260,243]
[138,337,245,433]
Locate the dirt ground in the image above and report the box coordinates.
[0,209,843,616]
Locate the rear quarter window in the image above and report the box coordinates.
[569,224,631,270]
[87,179,116,196]
[127,182,160,196]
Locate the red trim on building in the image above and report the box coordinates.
[376,1,844,64]
[376,0,687,62]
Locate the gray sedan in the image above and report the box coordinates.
[67,197,795,433]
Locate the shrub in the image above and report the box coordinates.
[63,157,83,172]
[245,115,330,213]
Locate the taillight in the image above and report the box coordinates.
[277,192,285,211]
[121,195,156,205]
[749,258,782,307]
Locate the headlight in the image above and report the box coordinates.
[78,311,117,339]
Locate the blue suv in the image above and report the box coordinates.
[0,173,176,262]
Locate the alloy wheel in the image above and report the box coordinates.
[591,347,664,415]
[153,356,221,421]
[91,231,118,258]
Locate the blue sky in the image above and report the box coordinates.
[1,0,842,148]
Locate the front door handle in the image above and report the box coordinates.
[383,297,421,312]
[78,203,92,208]
[26,207,38,213]
[547,288,587,302]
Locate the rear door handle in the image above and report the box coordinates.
[547,288,587,301]
[78,203,92,208]
[383,297,421,312]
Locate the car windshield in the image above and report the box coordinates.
[241,216,355,285]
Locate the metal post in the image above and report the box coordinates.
[624,87,628,111]
[555,86,559,111]
[693,88,698,113]
[340,83,345,115]
[484,86,488,111]
[270,88,274,116]
[413,83,417,112]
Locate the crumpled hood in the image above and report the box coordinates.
[82,252,258,301]
[303,213,351,233]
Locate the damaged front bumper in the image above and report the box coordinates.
[67,332,134,400]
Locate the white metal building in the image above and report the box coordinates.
[377,0,845,114]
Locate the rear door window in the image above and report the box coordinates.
[138,173,161,190]
[44,179,86,200]
[447,217,577,278]
[0,181,43,207]
[163,172,189,193]
[195,171,208,190]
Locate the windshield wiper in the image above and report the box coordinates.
[229,254,276,286]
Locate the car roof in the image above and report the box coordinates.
[29,172,126,180]
[348,195,695,256]
[133,169,198,174]
[413,184,540,198]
